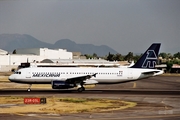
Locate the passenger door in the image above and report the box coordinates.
[26,69,31,78]
[127,69,133,79]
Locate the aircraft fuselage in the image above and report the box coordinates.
[9,67,162,84]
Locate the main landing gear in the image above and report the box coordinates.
[77,82,85,92]
[77,87,85,92]
[27,84,32,92]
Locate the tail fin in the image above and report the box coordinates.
[130,43,161,69]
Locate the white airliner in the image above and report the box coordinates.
[9,43,163,92]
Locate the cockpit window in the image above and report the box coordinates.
[14,71,21,74]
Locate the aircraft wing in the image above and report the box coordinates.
[65,73,97,84]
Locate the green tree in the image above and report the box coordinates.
[159,52,168,59]
[114,53,124,61]
[124,52,133,62]
[84,54,93,59]
[166,61,173,73]
[106,52,115,61]
[172,59,180,65]
[167,53,173,59]
[133,54,142,63]
[92,53,98,59]
[173,52,180,59]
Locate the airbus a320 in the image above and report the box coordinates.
[9,43,163,92]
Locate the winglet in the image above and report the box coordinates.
[130,43,161,69]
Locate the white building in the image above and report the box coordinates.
[15,48,72,59]
[34,59,121,67]
[0,48,72,71]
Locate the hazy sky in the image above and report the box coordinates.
[0,0,180,54]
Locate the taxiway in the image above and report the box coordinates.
[0,76,180,120]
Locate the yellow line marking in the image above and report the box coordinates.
[133,82,136,88]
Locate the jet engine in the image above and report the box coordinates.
[51,80,75,89]
[83,79,98,85]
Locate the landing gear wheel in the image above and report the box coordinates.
[77,87,85,92]
[82,87,85,91]
[27,88,31,92]
[27,84,32,92]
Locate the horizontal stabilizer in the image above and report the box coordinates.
[142,71,156,75]
[142,70,163,76]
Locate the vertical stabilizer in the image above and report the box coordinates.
[130,43,161,69]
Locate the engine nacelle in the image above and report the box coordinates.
[84,79,98,85]
[51,80,75,89]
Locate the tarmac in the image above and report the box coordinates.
[0,76,180,120]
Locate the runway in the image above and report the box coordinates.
[0,89,180,96]
[1,75,180,96]
[0,76,180,120]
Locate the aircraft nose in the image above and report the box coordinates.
[8,75,14,81]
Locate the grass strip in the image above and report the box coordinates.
[0,96,137,114]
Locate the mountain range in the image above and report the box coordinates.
[0,34,117,56]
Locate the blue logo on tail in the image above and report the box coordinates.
[142,50,157,68]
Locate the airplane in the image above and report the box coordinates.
[8,43,163,92]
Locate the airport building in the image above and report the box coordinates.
[0,48,73,71]
[14,48,72,59]
[0,48,122,72]
[29,59,121,68]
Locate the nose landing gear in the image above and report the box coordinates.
[27,84,32,92]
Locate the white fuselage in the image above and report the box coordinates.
[9,67,163,84]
